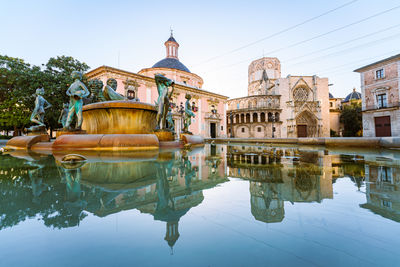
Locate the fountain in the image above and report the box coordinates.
[4,73,204,152]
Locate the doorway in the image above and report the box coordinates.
[375,116,391,137]
[210,123,216,138]
[297,125,307,137]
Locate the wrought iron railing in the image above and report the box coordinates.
[363,102,400,111]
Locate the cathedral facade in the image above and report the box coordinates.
[227,57,330,138]
[86,33,228,138]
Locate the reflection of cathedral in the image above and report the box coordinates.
[227,57,330,138]
[228,146,333,223]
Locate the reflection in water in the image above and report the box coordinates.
[0,148,228,250]
[227,146,333,223]
[227,145,400,225]
[1,144,400,257]
[360,160,400,222]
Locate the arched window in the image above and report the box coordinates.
[235,114,239,124]
[275,112,280,122]
[246,113,250,123]
[268,112,273,122]
[240,114,245,123]
[127,90,135,100]
[260,112,266,122]
[253,113,258,122]
[293,86,309,102]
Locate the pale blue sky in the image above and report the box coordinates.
[1,0,400,99]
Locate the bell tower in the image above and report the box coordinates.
[165,30,179,59]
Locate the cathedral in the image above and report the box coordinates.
[86,32,228,138]
[227,57,330,138]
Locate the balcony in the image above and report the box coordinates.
[363,102,400,112]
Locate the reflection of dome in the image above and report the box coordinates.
[152,58,191,73]
[343,88,361,102]
[329,93,334,99]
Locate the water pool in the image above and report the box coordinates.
[0,144,399,266]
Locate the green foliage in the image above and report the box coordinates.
[340,102,363,137]
[0,55,90,134]
[330,129,340,137]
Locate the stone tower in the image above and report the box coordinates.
[248,57,281,96]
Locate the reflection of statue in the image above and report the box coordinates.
[59,161,87,224]
[183,94,195,133]
[183,155,196,193]
[103,78,124,101]
[65,71,90,130]
[58,103,69,128]
[27,88,52,131]
[27,161,48,204]
[166,107,174,132]
[155,74,175,130]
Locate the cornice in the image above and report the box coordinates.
[85,65,228,100]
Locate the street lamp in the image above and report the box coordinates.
[271,113,275,138]
[229,112,234,138]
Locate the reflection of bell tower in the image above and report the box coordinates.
[164,220,180,251]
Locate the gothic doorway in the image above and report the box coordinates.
[297,125,307,137]
[210,123,216,138]
[296,111,317,137]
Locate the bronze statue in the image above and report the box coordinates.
[58,103,69,128]
[183,94,195,133]
[154,74,175,130]
[166,106,174,132]
[103,78,124,101]
[65,71,90,131]
[88,79,105,102]
[26,88,52,132]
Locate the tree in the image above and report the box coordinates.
[340,102,362,137]
[0,56,39,135]
[0,55,90,135]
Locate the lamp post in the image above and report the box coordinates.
[178,102,184,136]
[271,113,275,138]
[229,112,234,138]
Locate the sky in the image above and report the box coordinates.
[1,0,400,99]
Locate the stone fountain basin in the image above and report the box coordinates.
[82,101,157,134]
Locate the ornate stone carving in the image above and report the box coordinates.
[293,87,309,102]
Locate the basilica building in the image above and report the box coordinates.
[85,33,228,138]
[227,57,330,138]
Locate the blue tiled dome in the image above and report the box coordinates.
[167,36,177,42]
[343,89,361,102]
[152,58,191,73]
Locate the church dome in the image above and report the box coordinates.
[343,88,361,102]
[152,32,191,73]
[152,58,191,73]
